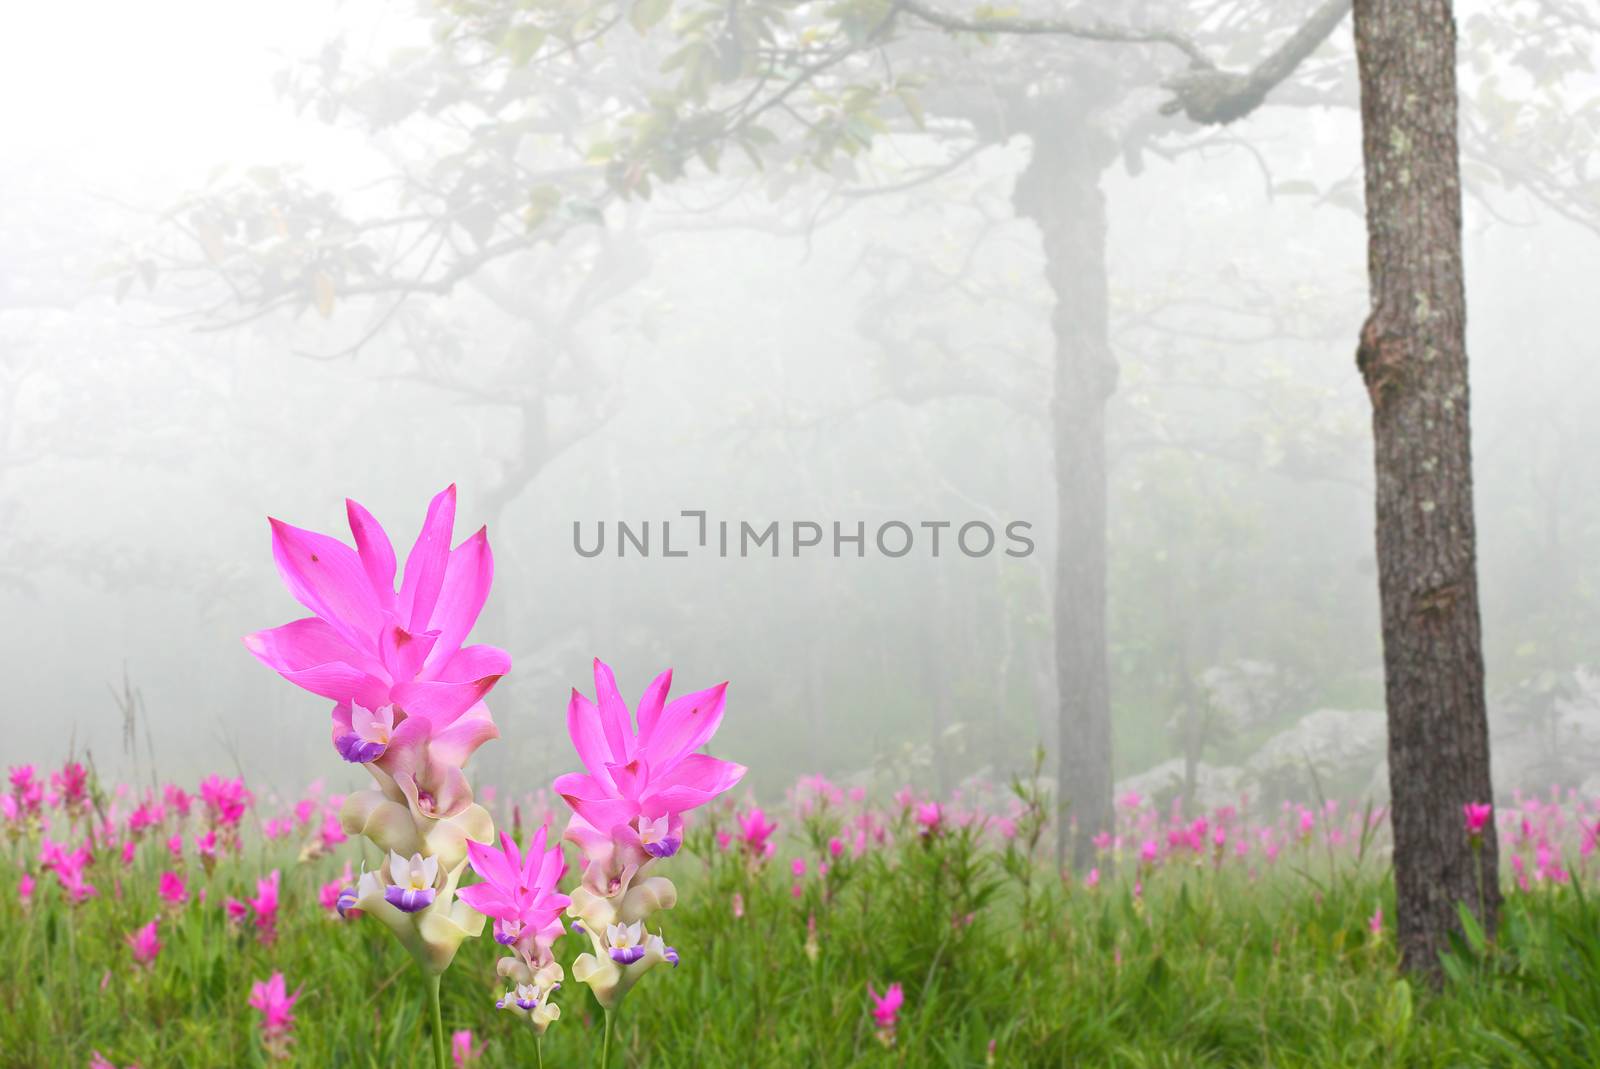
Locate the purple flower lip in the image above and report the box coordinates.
[384,885,436,913]
[515,997,539,1011]
[642,836,681,859]
[664,945,680,968]
[335,887,359,918]
[609,945,646,965]
[334,734,386,764]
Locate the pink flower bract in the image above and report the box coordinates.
[554,659,745,886]
[244,485,507,770]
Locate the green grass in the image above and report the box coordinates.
[5,801,1599,1068]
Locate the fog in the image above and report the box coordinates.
[4,0,1599,816]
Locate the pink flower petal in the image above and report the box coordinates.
[345,498,398,611]
[643,682,728,771]
[269,518,384,654]
[398,486,456,633]
[419,526,493,673]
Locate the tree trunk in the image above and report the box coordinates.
[1352,0,1501,974]
[1015,113,1118,867]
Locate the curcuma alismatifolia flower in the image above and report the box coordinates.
[247,487,505,985]
[554,659,742,1013]
[554,658,745,899]
[456,824,570,1034]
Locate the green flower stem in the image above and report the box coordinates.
[601,1008,615,1069]
[427,972,446,1069]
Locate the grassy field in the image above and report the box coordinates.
[5,766,1600,1069]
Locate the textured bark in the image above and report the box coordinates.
[1014,115,1118,867]
[1352,0,1501,975]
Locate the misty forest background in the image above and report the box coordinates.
[2,0,1598,824]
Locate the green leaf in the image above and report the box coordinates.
[630,0,672,34]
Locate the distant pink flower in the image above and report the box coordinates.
[867,982,904,1047]
[736,807,778,859]
[915,802,943,836]
[18,873,34,910]
[828,836,845,859]
[89,1053,140,1069]
[554,658,745,896]
[243,486,508,820]
[451,1029,485,1066]
[162,784,192,818]
[9,765,42,817]
[731,892,744,919]
[45,843,97,904]
[250,870,282,943]
[164,834,183,861]
[1368,906,1383,937]
[1464,803,1493,839]
[1084,867,1100,890]
[319,863,355,917]
[126,919,160,968]
[249,972,302,1060]
[318,811,347,849]
[52,762,89,811]
[158,872,188,908]
[791,857,807,878]
[199,775,253,829]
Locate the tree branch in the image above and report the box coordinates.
[1160,0,1353,125]
[897,0,1213,68]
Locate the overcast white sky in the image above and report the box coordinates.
[0,0,380,192]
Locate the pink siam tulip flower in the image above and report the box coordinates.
[451,1030,485,1066]
[458,824,570,962]
[320,863,357,917]
[1464,802,1493,839]
[554,659,745,896]
[199,776,253,828]
[318,811,348,849]
[736,807,778,859]
[867,981,904,1047]
[89,1054,141,1069]
[126,919,160,968]
[163,784,193,818]
[164,834,183,861]
[52,762,89,813]
[914,802,943,836]
[249,972,302,1060]
[251,870,282,942]
[1369,906,1383,938]
[45,843,98,904]
[158,872,188,908]
[243,486,508,820]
